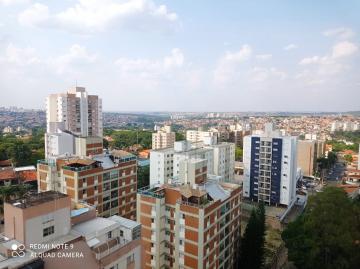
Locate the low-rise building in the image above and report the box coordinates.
[0,191,142,269]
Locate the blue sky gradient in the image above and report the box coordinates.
[0,0,359,111]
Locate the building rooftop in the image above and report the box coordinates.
[93,155,116,169]
[0,168,15,181]
[72,217,119,236]
[8,191,68,209]
[108,215,141,230]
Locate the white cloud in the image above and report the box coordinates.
[223,45,252,62]
[323,27,355,39]
[51,44,97,74]
[283,44,298,51]
[213,45,252,83]
[3,43,40,66]
[0,0,28,5]
[256,54,272,60]
[299,41,358,66]
[297,41,358,85]
[299,56,322,65]
[18,3,49,27]
[331,41,358,59]
[249,67,286,83]
[18,0,179,33]
[114,48,184,76]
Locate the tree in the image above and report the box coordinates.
[0,184,30,213]
[344,154,353,163]
[282,187,360,269]
[137,165,150,189]
[235,147,243,161]
[239,202,266,269]
[175,132,185,141]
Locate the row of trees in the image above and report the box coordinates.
[0,128,45,166]
[104,129,153,149]
[0,184,31,213]
[104,128,186,150]
[282,187,360,269]
[316,151,337,170]
[237,202,266,269]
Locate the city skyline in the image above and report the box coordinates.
[1,0,360,112]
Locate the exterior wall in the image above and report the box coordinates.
[212,143,235,182]
[4,196,71,246]
[45,132,74,158]
[25,207,71,246]
[138,184,242,269]
[42,238,99,269]
[297,140,315,177]
[243,133,297,206]
[152,132,175,150]
[173,148,214,178]
[149,150,174,185]
[38,161,137,220]
[101,240,142,269]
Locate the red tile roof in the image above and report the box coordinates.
[0,160,12,167]
[0,168,16,181]
[18,170,37,182]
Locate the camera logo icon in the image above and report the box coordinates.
[11,243,26,257]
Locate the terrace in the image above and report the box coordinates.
[138,185,165,199]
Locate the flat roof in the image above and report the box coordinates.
[72,217,118,236]
[8,191,68,209]
[108,215,140,229]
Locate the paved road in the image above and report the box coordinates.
[326,161,346,185]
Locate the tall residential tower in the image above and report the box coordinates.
[243,123,298,206]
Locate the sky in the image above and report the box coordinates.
[0,0,359,112]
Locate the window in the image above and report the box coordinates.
[107,231,112,239]
[120,230,124,237]
[43,226,55,237]
[127,254,135,265]
[82,189,86,194]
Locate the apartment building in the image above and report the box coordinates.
[243,123,298,206]
[149,147,175,185]
[45,86,103,158]
[173,141,214,181]
[150,140,235,185]
[297,140,325,177]
[46,86,102,137]
[37,150,137,219]
[152,126,176,150]
[211,143,235,182]
[0,191,142,269]
[137,160,241,269]
[186,130,218,145]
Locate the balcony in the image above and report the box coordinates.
[92,237,129,260]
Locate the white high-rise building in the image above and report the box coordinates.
[45,86,103,158]
[46,86,102,137]
[152,125,176,150]
[149,147,175,185]
[150,140,235,185]
[243,123,298,206]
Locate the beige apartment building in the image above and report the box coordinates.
[152,126,176,150]
[137,159,242,269]
[297,140,325,177]
[37,150,137,219]
[0,191,142,269]
[46,86,102,137]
